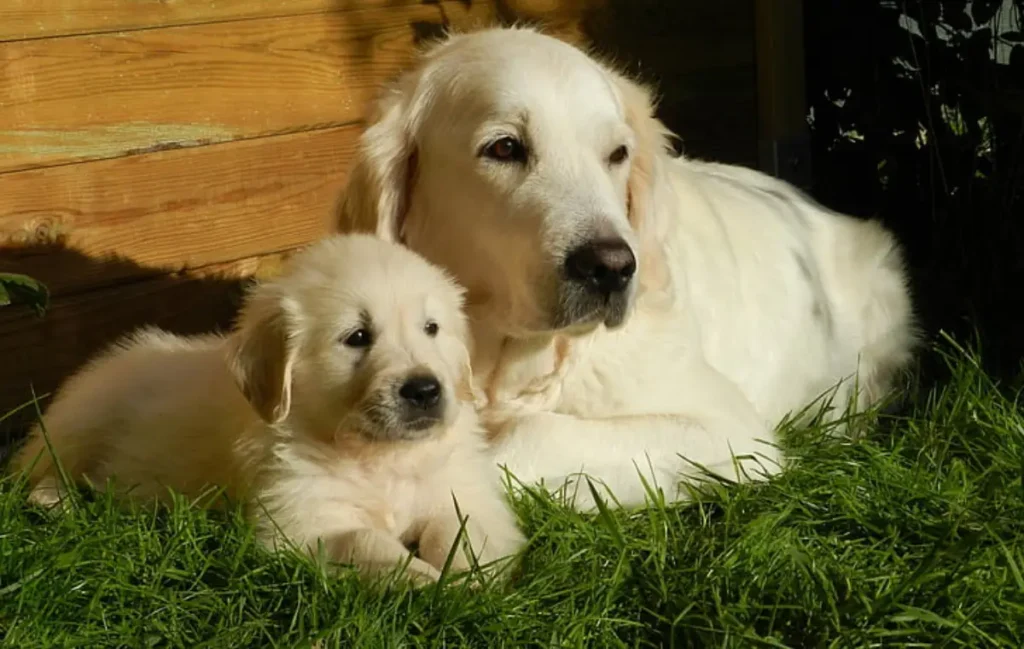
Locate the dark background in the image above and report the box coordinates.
[581,0,1024,387]
[801,0,1024,386]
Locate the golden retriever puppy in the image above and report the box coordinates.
[336,27,917,510]
[10,233,524,585]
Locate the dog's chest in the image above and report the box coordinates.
[481,334,633,417]
[482,338,568,413]
[482,321,695,419]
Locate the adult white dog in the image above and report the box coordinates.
[336,26,916,509]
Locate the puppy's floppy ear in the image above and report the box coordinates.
[337,77,419,243]
[225,288,300,424]
[605,68,674,233]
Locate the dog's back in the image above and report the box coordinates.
[12,328,264,505]
[671,159,917,424]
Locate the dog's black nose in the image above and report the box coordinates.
[564,238,637,295]
[398,375,442,410]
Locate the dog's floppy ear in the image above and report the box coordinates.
[605,69,673,233]
[225,288,300,424]
[337,79,419,243]
[603,66,675,297]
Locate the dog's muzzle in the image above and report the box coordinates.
[556,237,636,329]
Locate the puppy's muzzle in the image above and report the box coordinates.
[396,374,445,431]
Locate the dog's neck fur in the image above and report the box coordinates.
[467,315,574,416]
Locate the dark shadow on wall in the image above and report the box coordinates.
[0,244,251,458]
[576,0,758,167]
[368,0,759,165]
[803,0,1024,384]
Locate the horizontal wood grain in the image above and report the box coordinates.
[0,0,422,42]
[0,2,505,173]
[0,250,294,437]
[0,125,357,296]
[0,0,773,441]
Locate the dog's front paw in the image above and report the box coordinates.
[478,406,521,444]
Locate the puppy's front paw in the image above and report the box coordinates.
[419,514,525,583]
[27,477,75,514]
[333,555,442,589]
[392,560,443,588]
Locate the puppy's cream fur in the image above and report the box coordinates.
[11,234,524,585]
[336,27,917,510]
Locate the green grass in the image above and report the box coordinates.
[2,338,1023,648]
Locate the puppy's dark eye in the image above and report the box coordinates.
[342,328,373,348]
[609,145,629,165]
[482,136,527,163]
[424,321,439,337]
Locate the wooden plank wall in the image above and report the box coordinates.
[754,0,811,188]
[0,0,761,441]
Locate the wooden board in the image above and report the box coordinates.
[0,250,293,440]
[0,125,357,297]
[579,0,758,167]
[754,0,810,186]
[0,2,501,173]
[0,0,423,42]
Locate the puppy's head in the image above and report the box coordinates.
[337,26,674,337]
[226,234,472,443]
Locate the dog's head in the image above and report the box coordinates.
[338,26,674,337]
[225,234,473,443]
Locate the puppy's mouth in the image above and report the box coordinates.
[400,414,444,433]
[356,381,449,442]
[356,406,445,442]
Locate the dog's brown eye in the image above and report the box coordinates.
[343,328,373,348]
[483,136,527,163]
[609,145,629,165]
[424,321,439,337]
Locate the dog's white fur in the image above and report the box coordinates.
[335,27,917,510]
[11,234,524,585]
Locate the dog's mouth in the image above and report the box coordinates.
[550,237,637,332]
[553,284,633,332]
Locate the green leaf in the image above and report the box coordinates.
[0,272,50,317]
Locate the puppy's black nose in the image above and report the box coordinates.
[564,238,637,295]
[398,375,442,410]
